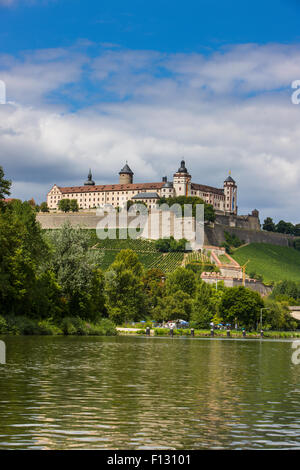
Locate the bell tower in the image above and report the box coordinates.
[173,160,191,197]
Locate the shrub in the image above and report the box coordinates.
[60,316,117,336]
[4,316,41,335]
[38,319,63,335]
[0,315,7,334]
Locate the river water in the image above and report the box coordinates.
[0,335,299,449]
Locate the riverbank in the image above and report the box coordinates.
[118,327,300,339]
[0,315,117,336]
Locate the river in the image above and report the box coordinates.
[0,335,299,449]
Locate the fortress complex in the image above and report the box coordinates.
[47,160,238,215]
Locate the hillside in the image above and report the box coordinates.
[94,237,184,273]
[232,243,300,283]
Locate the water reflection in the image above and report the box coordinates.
[0,336,299,449]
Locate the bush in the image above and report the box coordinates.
[0,315,7,334]
[60,317,117,336]
[155,237,187,253]
[4,316,41,335]
[223,231,243,249]
[37,319,63,335]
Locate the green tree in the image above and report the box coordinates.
[220,286,264,329]
[40,202,50,212]
[0,166,11,210]
[191,280,215,328]
[276,220,295,234]
[0,200,50,316]
[46,223,105,321]
[157,195,216,222]
[294,224,300,237]
[58,199,71,212]
[263,299,298,330]
[155,236,187,253]
[271,280,300,302]
[263,217,276,232]
[104,249,146,324]
[166,267,196,297]
[142,268,166,310]
[70,199,79,212]
[153,290,193,322]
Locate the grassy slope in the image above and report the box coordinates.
[232,243,300,283]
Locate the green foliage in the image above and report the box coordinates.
[58,199,71,212]
[232,243,300,283]
[0,166,11,210]
[220,286,264,329]
[276,220,295,235]
[262,216,300,236]
[105,250,147,324]
[271,280,300,302]
[153,290,193,322]
[0,199,51,317]
[142,268,165,310]
[69,199,79,212]
[263,299,298,331]
[222,231,243,253]
[263,217,276,232]
[45,223,105,321]
[157,195,216,222]
[155,236,187,252]
[94,234,184,272]
[191,281,217,328]
[40,202,49,212]
[166,267,196,297]
[0,315,7,334]
[52,317,117,336]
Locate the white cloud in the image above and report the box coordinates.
[1,43,300,223]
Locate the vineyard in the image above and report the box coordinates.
[184,251,211,266]
[98,249,184,273]
[92,236,184,273]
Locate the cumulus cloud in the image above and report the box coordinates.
[1,42,300,222]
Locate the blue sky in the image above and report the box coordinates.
[2,0,300,54]
[1,0,300,222]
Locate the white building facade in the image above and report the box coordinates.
[47,161,238,214]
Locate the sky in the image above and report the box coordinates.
[1,0,300,222]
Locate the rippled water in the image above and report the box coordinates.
[0,335,299,449]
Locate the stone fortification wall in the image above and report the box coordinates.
[204,224,294,248]
[215,213,261,231]
[37,213,102,229]
[37,213,295,249]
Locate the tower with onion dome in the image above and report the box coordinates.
[173,160,192,197]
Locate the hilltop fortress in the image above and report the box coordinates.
[40,160,295,248]
[47,160,238,215]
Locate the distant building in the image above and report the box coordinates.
[47,160,237,214]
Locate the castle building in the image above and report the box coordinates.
[47,160,238,214]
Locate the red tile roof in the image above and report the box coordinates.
[55,182,165,194]
[191,183,224,196]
